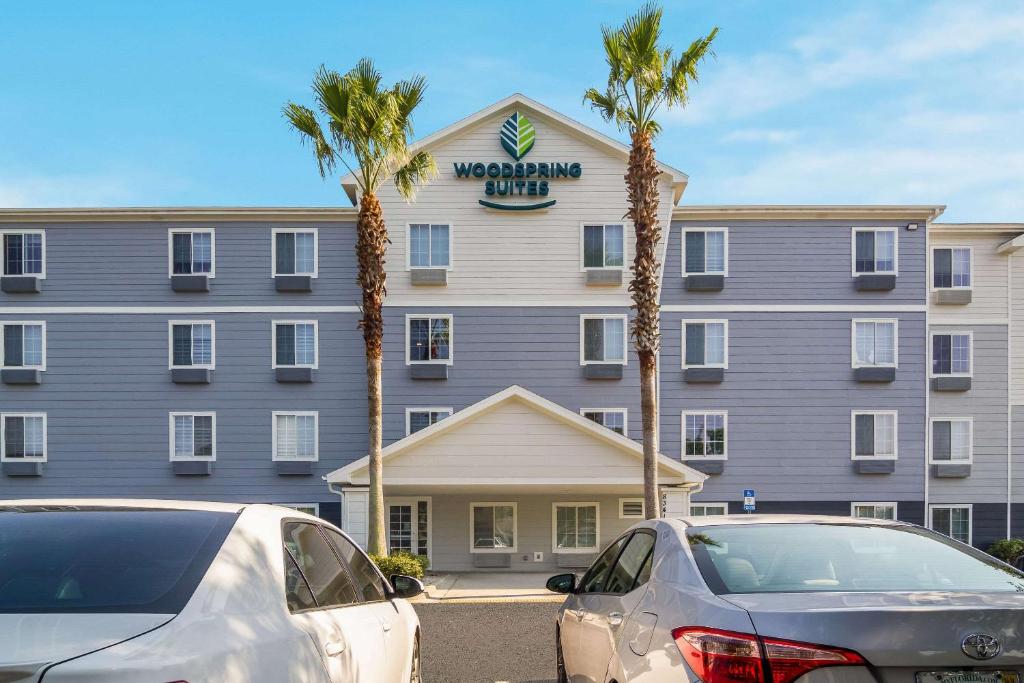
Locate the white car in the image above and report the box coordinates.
[0,499,424,682]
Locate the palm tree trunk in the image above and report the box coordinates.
[357,192,388,555]
[626,130,663,520]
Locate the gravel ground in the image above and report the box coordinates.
[414,601,562,683]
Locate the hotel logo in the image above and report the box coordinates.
[500,111,535,160]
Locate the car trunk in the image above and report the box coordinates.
[0,613,172,682]
[723,591,1024,682]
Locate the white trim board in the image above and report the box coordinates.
[662,304,926,313]
[0,306,362,314]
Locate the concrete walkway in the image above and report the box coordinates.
[414,572,567,603]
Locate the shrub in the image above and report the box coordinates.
[370,551,428,579]
[987,539,1024,566]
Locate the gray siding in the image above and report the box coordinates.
[662,312,927,501]
[663,220,927,304]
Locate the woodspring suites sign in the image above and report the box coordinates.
[453,111,582,211]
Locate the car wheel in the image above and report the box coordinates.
[556,631,568,683]
[410,635,422,683]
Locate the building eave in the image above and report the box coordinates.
[672,205,946,222]
[0,207,358,223]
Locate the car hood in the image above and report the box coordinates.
[0,613,173,681]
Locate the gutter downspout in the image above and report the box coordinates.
[1008,254,1013,540]
[924,222,931,527]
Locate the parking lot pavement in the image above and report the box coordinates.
[414,601,562,683]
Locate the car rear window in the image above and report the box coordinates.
[0,507,236,613]
[687,523,1024,594]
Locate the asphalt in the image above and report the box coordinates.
[414,601,562,683]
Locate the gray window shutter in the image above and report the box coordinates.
[685,232,706,273]
[855,414,874,456]
[932,421,952,461]
[685,324,706,366]
[276,233,295,274]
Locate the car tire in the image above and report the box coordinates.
[556,631,568,683]
[410,634,422,683]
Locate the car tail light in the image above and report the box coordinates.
[672,627,866,683]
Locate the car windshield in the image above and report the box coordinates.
[0,507,236,613]
[687,523,1024,594]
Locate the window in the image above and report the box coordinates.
[408,223,451,269]
[933,247,971,289]
[387,499,430,558]
[852,503,897,520]
[581,409,627,435]
[1,413,46,461]
[582,223,625,270]
[580,534,630,593]
[470,502,516,553]
[169,229,214,276]
[283,522,360,610]
[406,315,452,365]
[931,418,973,463]
[852,320,897,368]
[683,227,727,276]
[690,503,728,516]
[683,412,727,460]
[324,527,387,602]
[852,411,897,459]
[169,413,215,461]
[273,412,318,462]
[682,320,727,368]
[553,503,599,553]
[931,332,972,376]
[272,228,318,277]
[406,408,452,435]
[1,230,44,277]
[279,503,320,517]
[604,531,657,595]
[0,322,45,369]
[273,321,318,368]
[168,321,214,369]
[930,505,972,545]
[581,315,627,365]
[852,227,897,275]
[619,499,644,519]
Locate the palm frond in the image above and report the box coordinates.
[393,150,437,201]
[666,27,719,106]
[281,102,336,178]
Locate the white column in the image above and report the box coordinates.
[341,487,370,549]
[661,488,690,517]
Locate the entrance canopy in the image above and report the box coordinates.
[325,385,707,494]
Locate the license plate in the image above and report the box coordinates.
[916,673,1020,683]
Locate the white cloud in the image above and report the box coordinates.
[720,128,799,144]
[0,170,188,208]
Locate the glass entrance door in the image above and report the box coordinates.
[387,499,430,559]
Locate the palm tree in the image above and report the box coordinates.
[584,4,717,519]
[284,59,436,555]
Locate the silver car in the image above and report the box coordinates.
[547,515,1024,683]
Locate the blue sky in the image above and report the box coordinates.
[1,1,1021,222]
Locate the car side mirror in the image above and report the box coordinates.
[546,573,576,594]
[390,574,425,599]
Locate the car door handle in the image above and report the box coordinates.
[565,609,583,621]
[325,640,346,657]
[607,612,624,628]
[382,621,392,632]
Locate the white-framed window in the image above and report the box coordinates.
[682,227,728,276]
[690,503,728,516]
[0,413,46,462]
[408,223,452,269]
[552,502,599,553]
[619,498,645,519]
[581,409,627,435]
[272,411,319,462]
[470,502,517,553]
[682,320,728,368]
[852,227,897,275]
[169,412,215,461]
[929,504,972,545]
[0,321,45,370]
[852,319,898,368]
[406,407,453,435]
[168,321,215,369]
[580,315,627,365]
[581,223,625,270]
[278,503,320,517]
[406,314,452,365]
[931,332,972,376]
[930,418,973,463]
[168,228,214,277]
[1,230,45,278]
[851,411,898,460]
[851,502,897,520]
[683,411,727,460]
[273,320,318,369]
[272,228,318,277]
[932,246,972,290]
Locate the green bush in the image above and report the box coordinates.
[987,539,1024,566]
[370,551,429,579]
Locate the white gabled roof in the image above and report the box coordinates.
[324,384,707,486]
[341,93,689,204]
